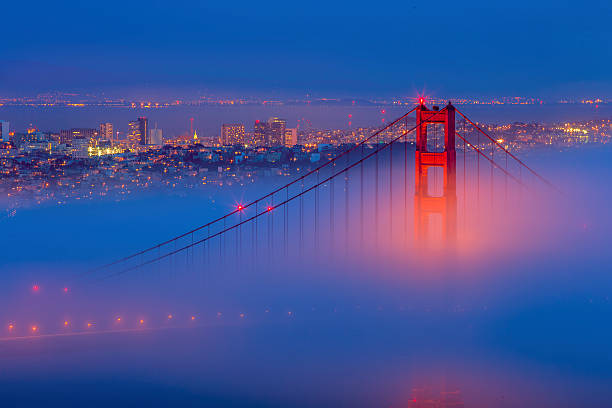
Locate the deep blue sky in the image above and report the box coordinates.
[2,0,611,98]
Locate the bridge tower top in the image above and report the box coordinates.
[415,102,455,154]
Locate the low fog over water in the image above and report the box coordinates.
[1,143,611,407]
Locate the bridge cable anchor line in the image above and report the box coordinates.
[455,108,562,194]
[80,106,420,280]
[95,113,444,280]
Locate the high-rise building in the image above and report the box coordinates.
[138,117,149,145]
[71,137,90,158]
[149,127,163,145]
[267,117,286,147]
[59,128,97,144]
[127,120,140,145]
[128,117,149,145]
[253,120,268,147]
[284,128,297,147]
[221,124,246,145]
[0,121,9,142]
[99,123,113,141]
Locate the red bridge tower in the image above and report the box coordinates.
[414,102,457,244]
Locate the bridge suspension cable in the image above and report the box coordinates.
[84,107,418,278]
[94,110,439,280]
[85,103,558,281]
[455,108,560,192]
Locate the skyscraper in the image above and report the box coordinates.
[138,117,149,145]
[0,121,9,142]
[149,126,163,145]
[267,117,286,147]
[221,124,246,145]
[128,117,149,145]
[284,128,298,147]
[99,123,113,141]
[253,120,268,147]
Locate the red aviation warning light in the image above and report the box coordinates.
[236,204,244,211]
[32,284,40,292]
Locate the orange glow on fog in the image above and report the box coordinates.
[167,314,173,319]
[191,316,196,321]
[139,319,144,325]
[64,321,69,327]
[31,325,38,333]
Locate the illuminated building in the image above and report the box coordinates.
[253,120,268,146]
[0,121,9,142]
[221,123,245,145]
[149,126,163,145]
[71,137,90,158]
[99,122,113,141]
[267,117,286,147]
[284,127,297,147]
[252,117,287,147]
[59,128,97,144]
[128,117,149,145]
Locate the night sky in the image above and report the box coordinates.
[2,0,612,97]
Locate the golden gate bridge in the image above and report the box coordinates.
[3,101,558,339]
